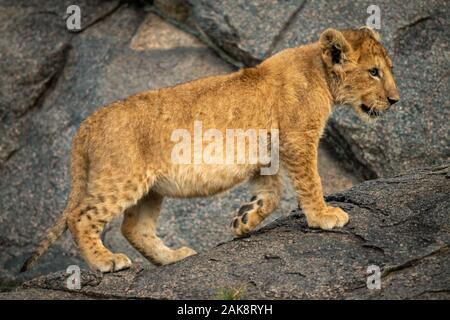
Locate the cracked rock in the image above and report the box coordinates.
[2,163,449,299]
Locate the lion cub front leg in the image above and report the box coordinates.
[282,134,349,230]
[231,174,282,237]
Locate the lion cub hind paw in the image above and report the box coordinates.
[307,207,349,230]
[89,253,132,273]
[174,246,197,262]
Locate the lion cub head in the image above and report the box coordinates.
[320,27,400,119]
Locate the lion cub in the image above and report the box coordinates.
[23,27,399,273]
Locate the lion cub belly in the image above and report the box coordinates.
[153,164,256,198]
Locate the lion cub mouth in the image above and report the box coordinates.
[360,104,383,118]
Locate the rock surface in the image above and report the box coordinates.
[154,0,450,178]
[2,163,449,299]
[0,1,358,289]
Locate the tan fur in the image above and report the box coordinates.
[23,27,399,273]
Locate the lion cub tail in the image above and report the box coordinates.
[21,130,89,272]
[20,215,68,272]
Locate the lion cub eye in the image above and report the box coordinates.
[369,68,380,77]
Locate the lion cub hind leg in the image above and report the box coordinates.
[122,192,196,266]
[67,171,154,273]
[231,174,282,237]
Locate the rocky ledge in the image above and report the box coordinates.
[2,163,449,299]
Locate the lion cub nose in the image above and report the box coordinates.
[387,97,399,106]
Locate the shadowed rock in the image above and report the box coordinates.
[2,163,448,299]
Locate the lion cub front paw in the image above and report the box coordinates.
[230,198,264,237]
[307,206,349,230]
[88,253,132,273]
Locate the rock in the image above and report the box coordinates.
[0,0,122,168]
[2,163,449,299]
[154,0,450,178]
[155,0,306,66]
[0,1,360,290]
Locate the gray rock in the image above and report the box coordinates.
[2,163,449,299]
[154,0,450,178]
[0,0,122,168]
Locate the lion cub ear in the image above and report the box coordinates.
[359,26,381,41]
[319,28,352,69]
